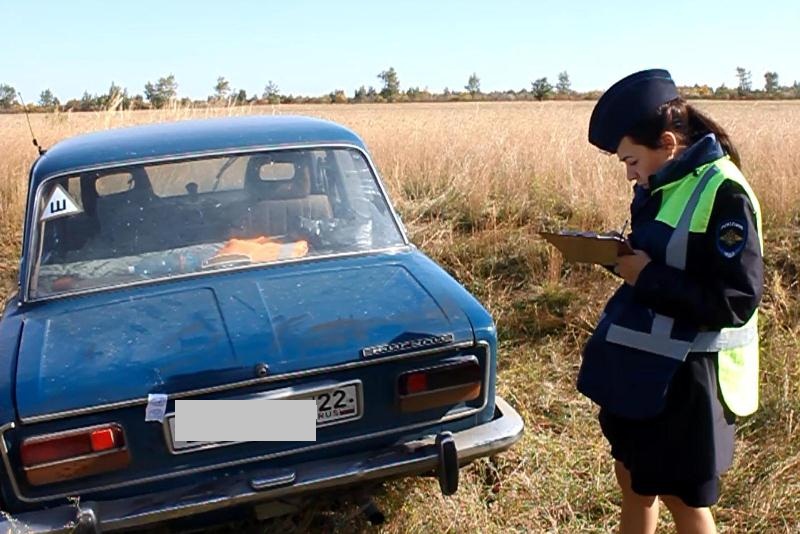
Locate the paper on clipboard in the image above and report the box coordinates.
[539,230,634,265]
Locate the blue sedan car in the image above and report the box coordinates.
[0,115,523,532]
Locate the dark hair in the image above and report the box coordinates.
[626,98,741,167]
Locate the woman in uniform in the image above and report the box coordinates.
[577,69,764,534]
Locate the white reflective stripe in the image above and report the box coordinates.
[652,314,674,336]
[604,313,682,359]
[690,322,757,352]
[606,321,756,359]
[606,324,691,361]
[664,166,719,269]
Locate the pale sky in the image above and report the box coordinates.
[1,0,797,101]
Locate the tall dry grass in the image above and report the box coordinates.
[0,102,798,533]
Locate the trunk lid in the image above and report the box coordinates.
[15,255,474,420]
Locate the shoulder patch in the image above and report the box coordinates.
[716,219,747,258]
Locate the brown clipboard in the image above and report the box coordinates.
[539,230,634,265]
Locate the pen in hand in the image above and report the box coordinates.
[616,219,634,256]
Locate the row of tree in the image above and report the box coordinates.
[2,67,799,113]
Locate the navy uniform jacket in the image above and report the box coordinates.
[577,135,763,419]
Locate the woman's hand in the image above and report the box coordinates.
[615,250,651,286]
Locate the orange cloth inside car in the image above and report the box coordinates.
[213,236,309,263]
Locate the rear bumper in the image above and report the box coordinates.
[0,396,523,533]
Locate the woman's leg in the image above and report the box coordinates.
[615,461,659,534]
[660,495,717,534]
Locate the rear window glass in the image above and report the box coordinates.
[95,172,134,196]
[147,157,248,197]
[31,148,405,299]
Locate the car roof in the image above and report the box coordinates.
[30,114,367,186]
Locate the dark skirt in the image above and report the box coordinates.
[598,353,736,507]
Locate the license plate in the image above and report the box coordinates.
[166,382,362,452]
[315,383,360,427]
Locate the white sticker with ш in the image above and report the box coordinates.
[41,184,82,221]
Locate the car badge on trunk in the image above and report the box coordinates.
[361,333,455,358]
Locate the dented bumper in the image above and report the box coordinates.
[0,396,523,533]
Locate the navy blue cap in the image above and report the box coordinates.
[588,69,679,153]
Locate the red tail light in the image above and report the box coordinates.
[90,428,118,452]
[20,424,130,486]
[404,372,428,394]
[21,432,94,467]
[397,357,483,412]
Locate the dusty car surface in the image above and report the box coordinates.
[0,115,523,532]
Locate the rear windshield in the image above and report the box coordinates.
[31,147,405,298]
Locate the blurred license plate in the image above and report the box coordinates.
[168,382,361,451]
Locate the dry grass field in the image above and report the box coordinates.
[0,101,798,533]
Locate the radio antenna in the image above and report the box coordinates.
[17,92,46,156]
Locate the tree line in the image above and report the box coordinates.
[2,67,799,113]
